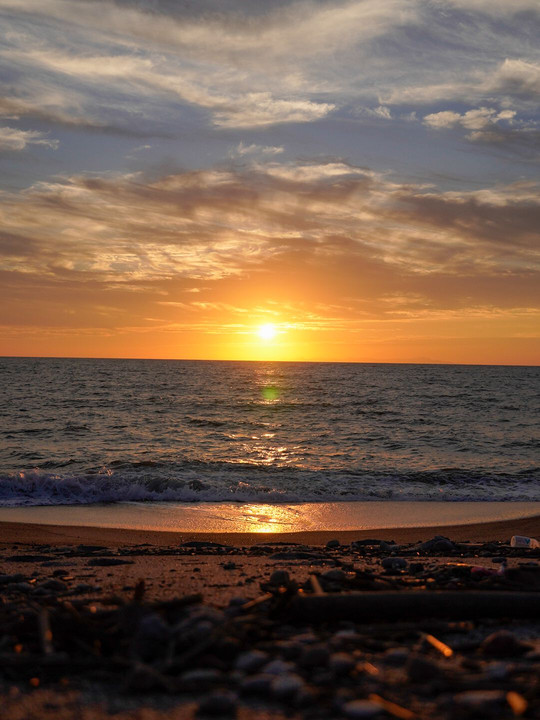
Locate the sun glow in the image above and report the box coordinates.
[257,323,277,341]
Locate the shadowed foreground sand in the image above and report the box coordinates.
[0,515,539,719]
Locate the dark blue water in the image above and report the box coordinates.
[0,358,538,505]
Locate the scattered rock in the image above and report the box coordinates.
[381,557,408,571]
[480,630,530,657]
[416,536,456,553]
[269,570,290,585]
[235,649,269,673]
[406,654,442,682]
[329,652,356,675]
[197,691,237,716]
[271,673,305,700]
[342,699,382,718]
[87,557,134,566]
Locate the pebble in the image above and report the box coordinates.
[72,583,100,594]
[271,673,305,700]
[269,570,290,585]
[197,691,237,717]
[240,673,273,696]
[480,630,529,657]
[263,659,294,675]
[222,561,238,570]
[417,536,456,552]
[8,582,33,593]
[321,569,346,583]
[179,669,221,690]
[342,699,382,718]
[39,578,68,592]
[300,645,330,668]
[134,614,170,662]
[0,574,26,585]
[383,648,409,666]
[406,654,442,682]
[381,557,408,571]
[329,652,356,675]
[326,539,340,548]
[453,690,506,710]
[234,649,269,673]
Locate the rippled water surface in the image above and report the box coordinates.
[0,358,538,505]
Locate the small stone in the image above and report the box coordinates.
[87,557,133,566]
[39,579,67,592]
[326,539,340,548]
[179,669,221,690]
[383,648,409,666]
[417,536,456,553]
[271,673,305,700]
[8,582,33,593]
[454,690,505,710]
[72,583,100,594]
[381,557,407,571]
[321,569,346,583]
[181,541,230,549]
[342,699,382,718]
[300,645,330,668]
[329,652,356,675]
[197,691,237,717]
[269,570,290,585]
[235,650,269,673]
[406,654,441,682]
[480,630,529,657]
[0,574,26,585]
[134,614,170,662]
[240,673,273,696]
[263,659,294,675]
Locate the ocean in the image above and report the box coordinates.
[0,358,538,510]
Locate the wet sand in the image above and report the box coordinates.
[1,513,539,547]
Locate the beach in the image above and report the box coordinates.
[0,513,539,719]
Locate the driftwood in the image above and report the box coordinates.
[287,591,540,623]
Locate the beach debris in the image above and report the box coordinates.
[368,694,415,720]
[421,633,453,657]
[1,538,539,720]
[511,535,540,549]
[506,690,528,716]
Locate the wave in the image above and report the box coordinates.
[0,464,538,507]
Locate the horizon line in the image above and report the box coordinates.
[0,355,538,368]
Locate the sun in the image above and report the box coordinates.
[257,323,277,341]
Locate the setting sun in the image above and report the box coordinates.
[257,324,278,341]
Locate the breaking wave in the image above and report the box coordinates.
[0,464,538,507]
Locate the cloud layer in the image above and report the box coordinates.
[0,1,539,361]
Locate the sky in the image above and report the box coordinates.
[0,0,539,364]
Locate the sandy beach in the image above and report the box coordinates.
[1,512,539,547]
[0,513,539,719]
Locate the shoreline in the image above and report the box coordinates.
[1,512,539,547]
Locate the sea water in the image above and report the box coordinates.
[0,358,538,508]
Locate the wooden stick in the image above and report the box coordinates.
[287,591,540,623]
[310,574,325,596]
